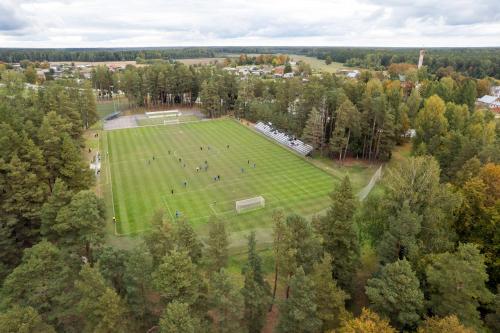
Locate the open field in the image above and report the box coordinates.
[175,57,229,65]
[104,119,341,236]
[289,54,348,73]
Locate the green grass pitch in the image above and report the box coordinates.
[105,119,339,236]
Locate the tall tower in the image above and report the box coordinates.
[418,49,425,69]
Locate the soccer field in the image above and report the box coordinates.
[104,119,339,236]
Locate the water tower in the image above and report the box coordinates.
[418,49,425,69]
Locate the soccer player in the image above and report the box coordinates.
[196,167,199,172]
[112,216,116,223]
[217,175,220,180]
[175,210,179,218]
[253,163,256,168]
[227,144,230,149]
[200,146,203,151]
[241,167,244,173]
[247,160,250,164]
[179,158,182,162]
[171,189,174,195]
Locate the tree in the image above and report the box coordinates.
[24,66,37,84]
[75,264,128,333]
[174,219,202,263]
[143,210,175,266]
[414,95,448,155]
[53,190,106,262]
[377,202,422,264]
[317,176,359,291]
[205,217,229,272]
[417,315,475,333]
[200,79,221,118]
[159,301,199,333]
[311,254,349,331]
[241,232,271,333]
[338,308,397,333]
[40,178,73,241]
[426,243,493,331]
[277,267,322,333]
[270,209,286,309]
[123,245,156,329]
[59,134,92,191]
[330,100,360,161]
[301,107,324,152]
[325,55,333,65]
[0,306,55,333]
[366,259,424,329]
[152,250,200,306]
[208,269,244,333]
[281,214,322,298]
[1,241,73,326]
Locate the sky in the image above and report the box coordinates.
[0,0,499,48]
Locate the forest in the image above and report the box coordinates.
[1,47,499,78]
[0,58,499,332]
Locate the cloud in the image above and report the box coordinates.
[0,2,29,31]
[0,0,498,47]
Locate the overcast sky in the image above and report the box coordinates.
[1,0,499,48]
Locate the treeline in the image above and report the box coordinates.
[0,72,98,278]
[2,47,499,78]
[95,62,493,162]
[0,48,216,63]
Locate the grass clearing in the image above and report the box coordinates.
[289,54,348,73]
[103,119,341,237]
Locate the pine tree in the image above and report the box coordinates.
[377,202,422,264]
[75,264,128,333]
[311,254,350,331]
[0,306,55,333]
[1,241,73,326]
[270,208,286,309]
[174,219,202,263]
[54,190,106,262]
[426,243,493,331]
[40,178,73,241]
[159,301,199,333]
[205,217,229,272]
[241,232,271,333]
[277,267,322,333]
[318,176,359,291]
[208,269,244,333]
[366,259,424,329]
[123,245,156,329]
[301,107,324,152]
[152,250,200,306]
[143,210,175,266]
[59,134,92,191]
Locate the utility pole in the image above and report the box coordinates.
[418,49,425,69]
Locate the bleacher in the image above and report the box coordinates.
[254,122,314,156]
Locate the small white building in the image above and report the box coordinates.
[283,72,294,79]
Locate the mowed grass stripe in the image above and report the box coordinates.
[107,119,339,236]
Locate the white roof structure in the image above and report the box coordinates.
[477,95,498,104]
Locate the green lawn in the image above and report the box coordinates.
[104,119,340,237]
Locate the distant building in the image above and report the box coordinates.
[273,66,285,77]
[477,95,500,115]
[346,70,360,79]
[284,72,294,79]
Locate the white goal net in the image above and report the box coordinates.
[235,196,265,213]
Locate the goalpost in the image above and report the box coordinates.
[235,196,265,213]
